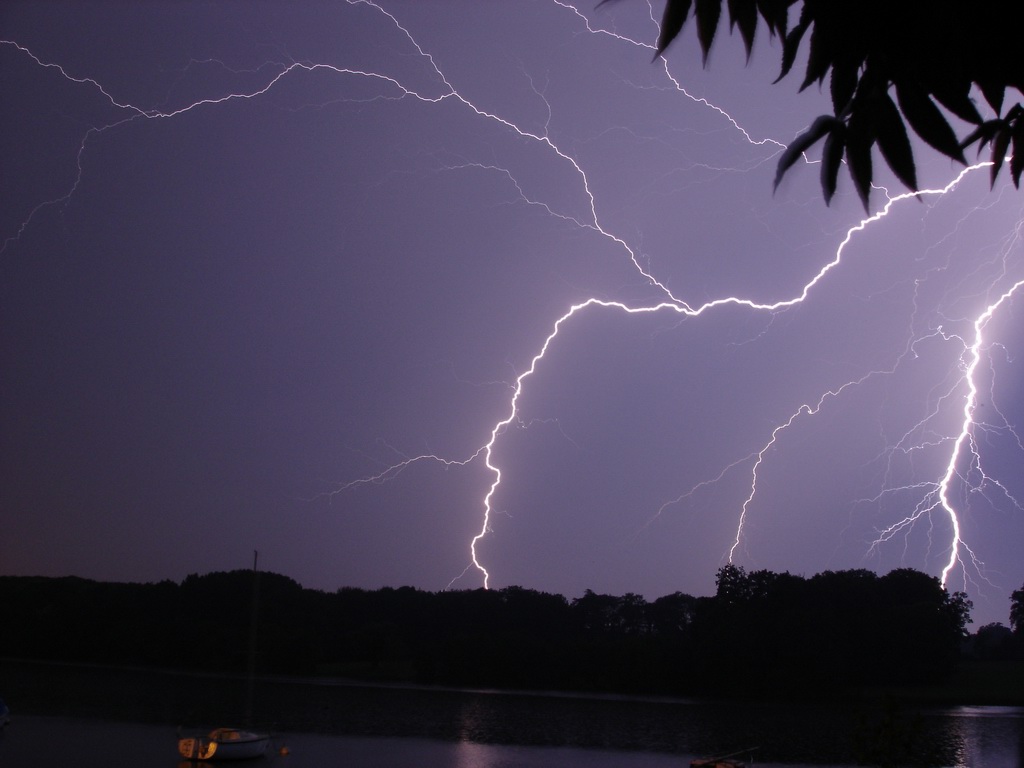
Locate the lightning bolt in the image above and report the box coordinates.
[5,1,1023,619]
[937,279,1024,582]
[721,170,1020,576]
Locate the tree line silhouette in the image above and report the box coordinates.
[2,565,1017,698]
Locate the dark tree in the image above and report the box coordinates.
[1012,583,1024,635]
[648,591,698,635]
[601,0,1024,209]
[966,622,1015,661]
[874,568,972,683]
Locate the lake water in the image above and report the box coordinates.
[0,660,1021,767]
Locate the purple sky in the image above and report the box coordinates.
[3,1,1023,629]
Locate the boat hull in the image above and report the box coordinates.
[178,728,269,761]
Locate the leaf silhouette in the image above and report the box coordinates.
[1011,118,1024,187]
[755,0,790,38]
[978,80,1005,116]
[799,22,833,92]
[773,114,839,190]
[603,0,1024,203]
[876,92,918,192]
[846,110,874,211]
[820,123,847,205]
[894,83,965,163]
[932,85,982,126]
[961,119,1005,154]
[775,8,811,83]
[695,0,722,64]
[830,61,858,115]
[990,125,1011,187]
[727,0,758,57]
[654,0,693,59]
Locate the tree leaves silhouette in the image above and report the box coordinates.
[601,0,1024,209]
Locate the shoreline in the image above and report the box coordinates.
[4,656,1023,710]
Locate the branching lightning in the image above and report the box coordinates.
[5,1,1023,620]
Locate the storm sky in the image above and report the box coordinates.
[3,1,1023,628]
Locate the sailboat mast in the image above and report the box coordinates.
[245,549,260,727]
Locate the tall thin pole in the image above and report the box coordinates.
[245,549,260,727]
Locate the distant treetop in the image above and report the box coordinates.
[601,0,1024,208]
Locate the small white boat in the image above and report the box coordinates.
[178,727,269,761]
[691,747,757,767]
[692,749,757,765]
[690,759,745,768]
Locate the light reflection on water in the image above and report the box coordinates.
[0,661,1021,767]
[944,705,1024,768]
[1,710,1021,768]
[0,718,843,768]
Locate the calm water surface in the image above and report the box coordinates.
[0,660,1020,767]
